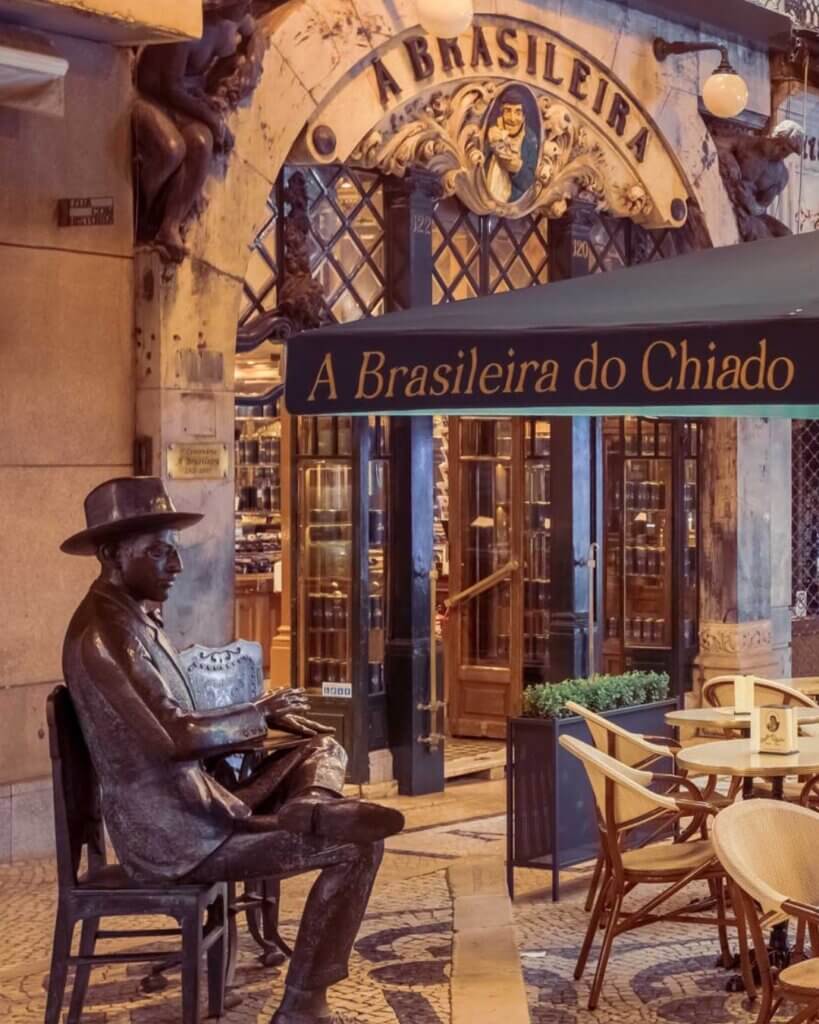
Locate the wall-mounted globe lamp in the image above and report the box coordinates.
[415,0,473,38]
[653,38,749,119]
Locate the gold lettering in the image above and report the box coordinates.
[466,346,479,394]
[642,340,675,392]
[355,351,384,400]
[452,350,466,395]
[677,339,701,390]
[716,354,742,390]
[516,360,540,393]
[739,339,767,390]
[386,364,409,398]
[504,349,517,393]
[430,363,453,397]
[309,352,339,402]
[601,356,626,390]
[767,356,795,391]
[574,341,599,390]
[535,360,559,393]
[405,364,429,397]
[704,341,717,389]
[479,362,504,395]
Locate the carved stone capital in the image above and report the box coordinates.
[692,619,780,698]
[699,620,773,656]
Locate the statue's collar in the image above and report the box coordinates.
[90,579,160,631]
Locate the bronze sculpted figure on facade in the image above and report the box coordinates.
[61,476,404,1023]
[134,1,276,263]
[715,119,805,241]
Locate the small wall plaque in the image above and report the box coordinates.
[57,196,114,227]
[751,704,798,756]
[166,442,229,480]
[322,682,352,699]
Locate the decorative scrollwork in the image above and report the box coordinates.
[352,80,654,222]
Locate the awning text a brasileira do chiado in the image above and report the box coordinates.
[287,332,804,414]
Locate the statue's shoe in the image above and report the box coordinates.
[271,1013,363,1024]
[277,796,404,844]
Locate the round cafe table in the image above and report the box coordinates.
[666,706,819,734]
[677,737,819,976]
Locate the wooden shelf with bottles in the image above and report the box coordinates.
[602,417,700,687]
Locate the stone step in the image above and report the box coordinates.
[448,855,531,1024]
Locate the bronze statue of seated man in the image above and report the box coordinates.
[61,476,404,1024]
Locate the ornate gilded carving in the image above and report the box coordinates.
[352,81,654,222]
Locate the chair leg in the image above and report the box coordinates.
[575,875,610,981]
[588,889,623,1011]
[206,893,227,1020]
[45,905,75,1024]
[67,915,99,1024]
[181,909,203,1024]
[731,883,756,1003]
[584,853,603,913]
[710,877,733,969]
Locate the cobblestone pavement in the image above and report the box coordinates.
[0,849,455,1023]
[513,870,788,1024]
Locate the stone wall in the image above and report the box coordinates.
[0,31,135,860]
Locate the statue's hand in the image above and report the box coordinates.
[256,689,334,736]
[274,713,335,738]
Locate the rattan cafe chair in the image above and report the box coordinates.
[559,734,732,1011]
[712,799,819,1024]
[564,700,680,912]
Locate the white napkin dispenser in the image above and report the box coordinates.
[751,704,798,756]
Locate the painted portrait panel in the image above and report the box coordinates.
[483,85,541,204]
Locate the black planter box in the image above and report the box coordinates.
[506,699,679,901]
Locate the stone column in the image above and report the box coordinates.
[134,253,240,649]
[695,418,792,692]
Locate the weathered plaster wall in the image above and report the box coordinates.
[144,0,775,651]
[0,31,134,860]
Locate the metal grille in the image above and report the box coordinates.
[240,191,280,325]
[793,420,819,673]
[432,196,549,302]
[587,214,680,273]
[292,165,386,323]
[757,0,819,28]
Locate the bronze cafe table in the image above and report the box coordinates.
[677,736,819,974]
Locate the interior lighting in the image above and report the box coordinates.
[415,0,473,39]
[653,38,749,119]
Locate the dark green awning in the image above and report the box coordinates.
[284,230,819,418]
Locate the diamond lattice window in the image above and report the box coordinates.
[793,420,819,616]
[291,165,386,323]
[240,192,280,325]
[432,196,549,302]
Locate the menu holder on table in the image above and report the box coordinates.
[751,704,798,756]
[733,676,755,715]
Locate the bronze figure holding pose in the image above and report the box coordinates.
[61,476,403,1024]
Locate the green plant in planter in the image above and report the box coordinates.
[522,671,670,719]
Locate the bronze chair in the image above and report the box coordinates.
[45,686,228,1024]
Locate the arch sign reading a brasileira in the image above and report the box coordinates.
[301,17,691,227]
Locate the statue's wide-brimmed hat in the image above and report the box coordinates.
[61,477,203,556]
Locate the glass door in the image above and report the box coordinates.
[447,417,524,737]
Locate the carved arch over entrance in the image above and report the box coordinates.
[297,18,692,228]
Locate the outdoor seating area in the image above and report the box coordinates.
[546,673,819,1023]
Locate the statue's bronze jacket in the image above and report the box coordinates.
[62,579,267,882]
